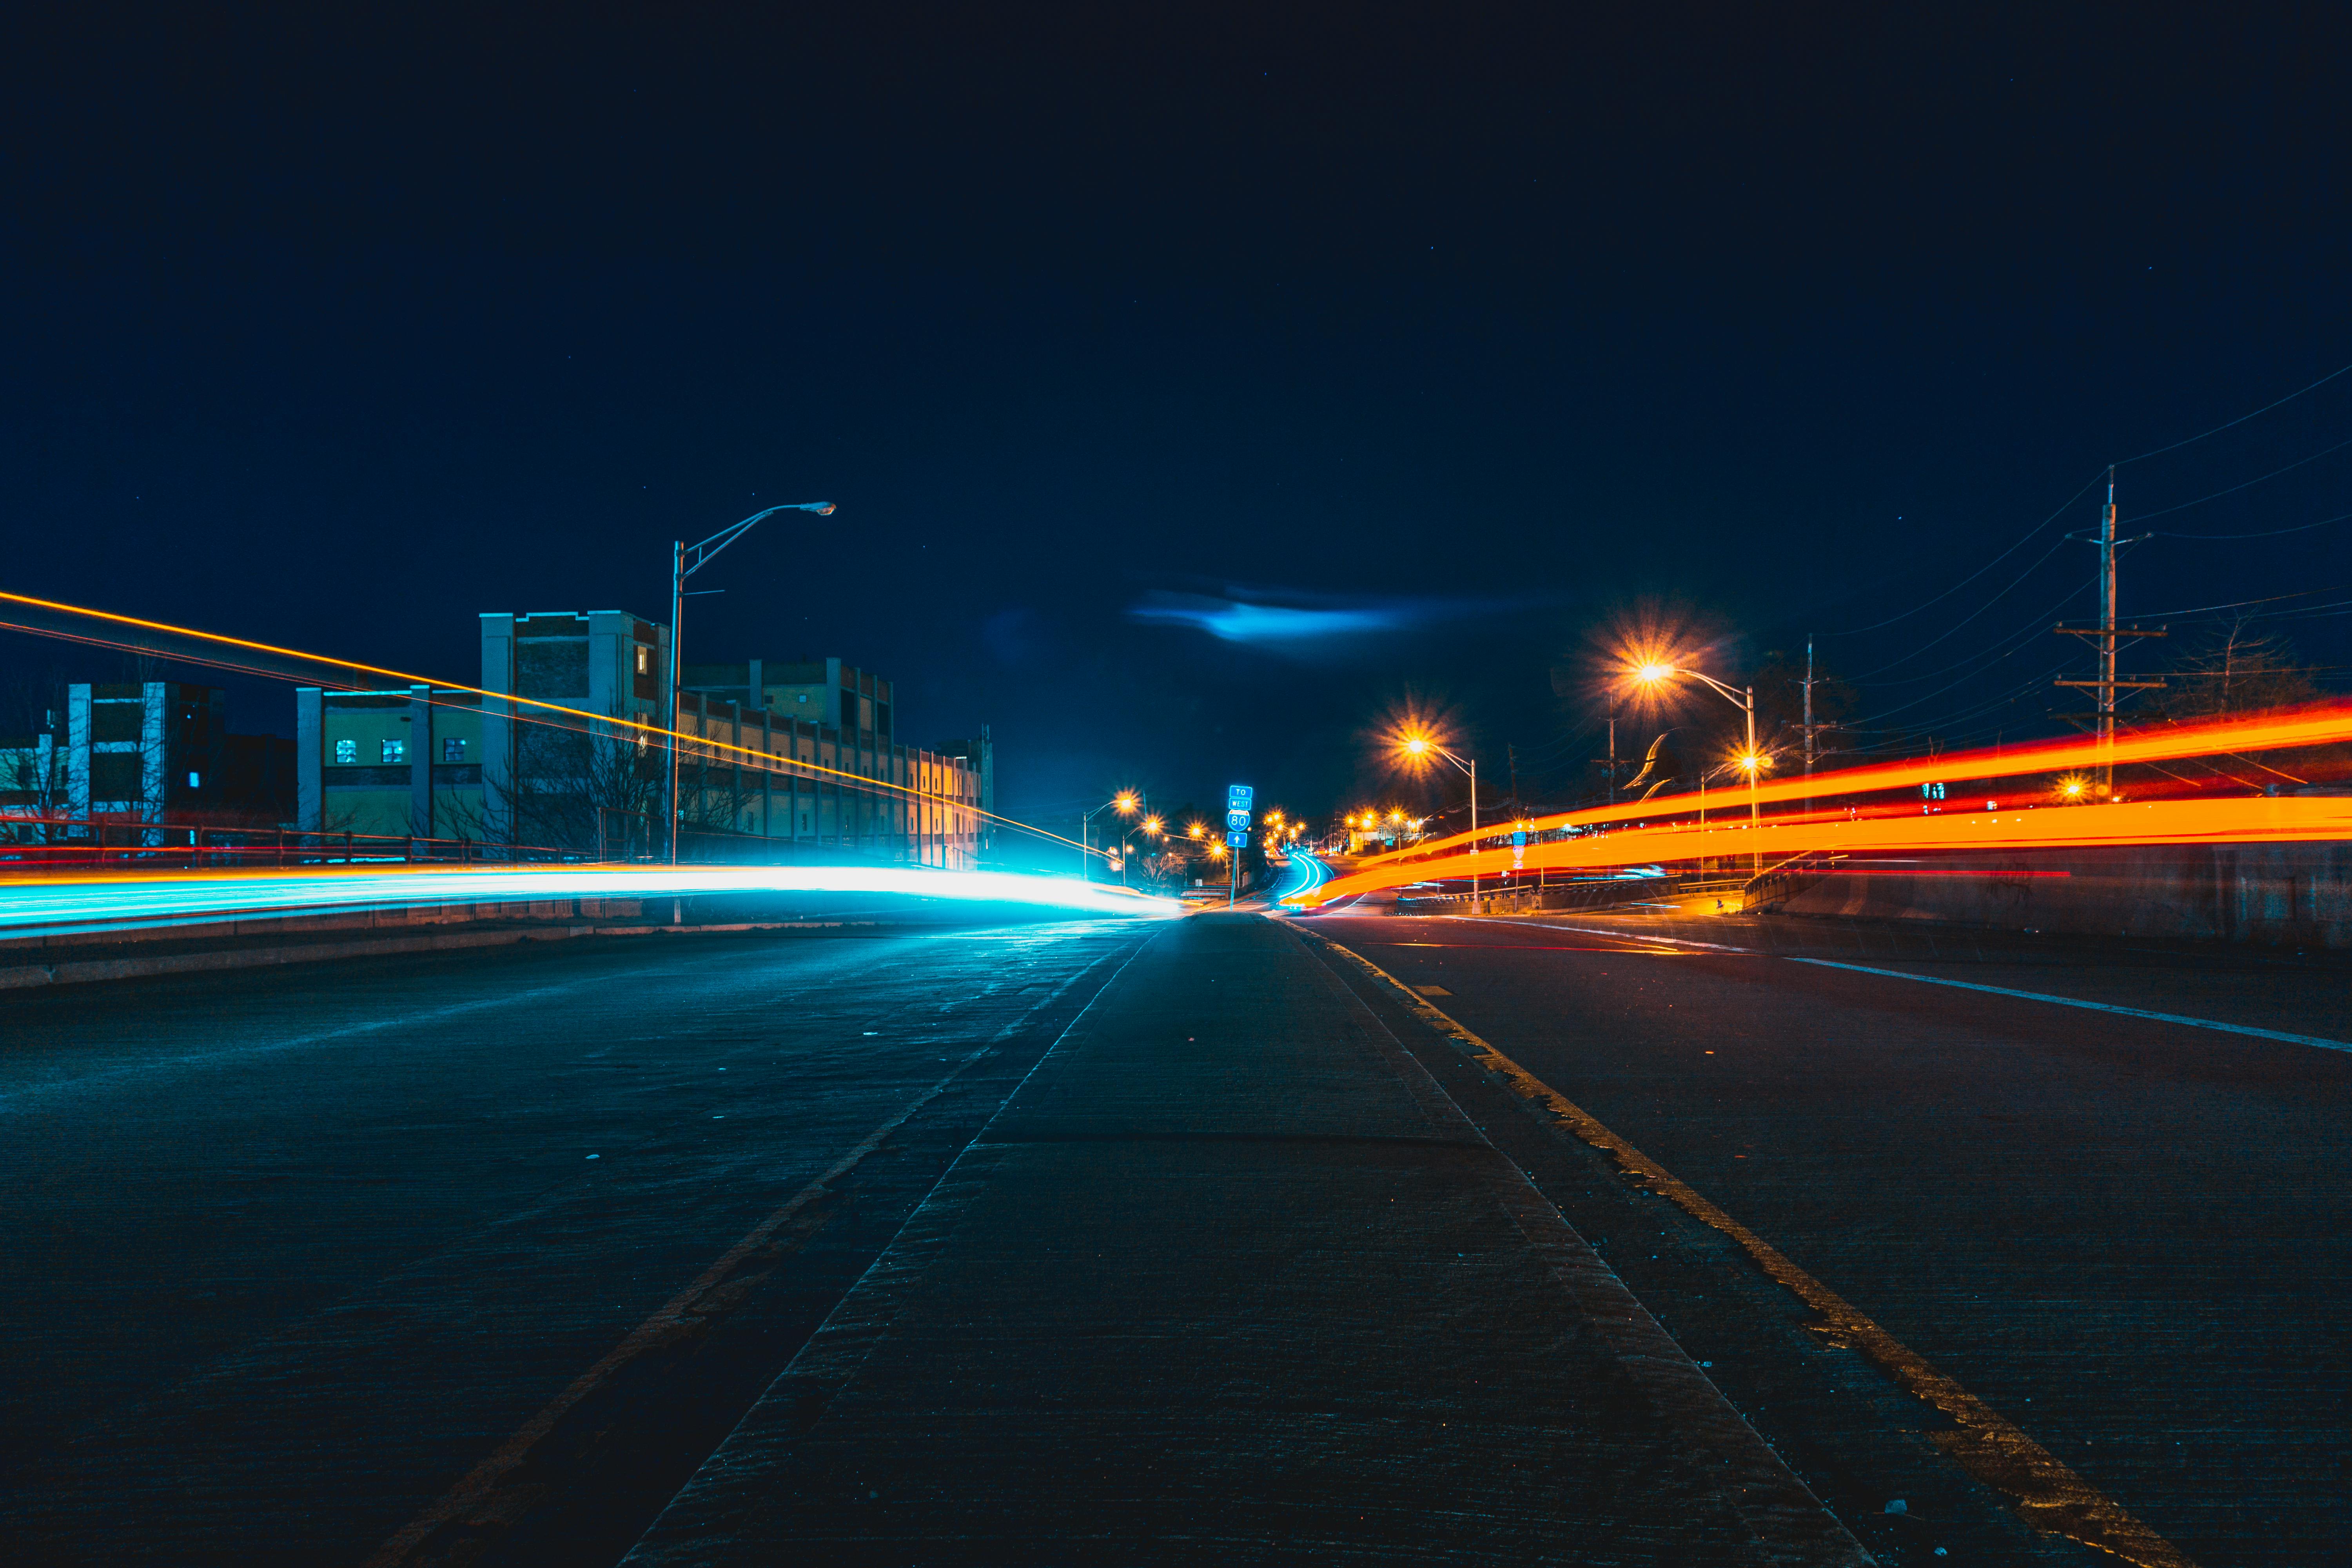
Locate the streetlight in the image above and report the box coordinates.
[1080,791,1140,882]
[668,501,836,863]
[1632,662,1764,873]
[1396,730,1483,908]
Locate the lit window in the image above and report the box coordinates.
[334,739,356,764]
[187,771,201,789]
[382,739,405,763]
[442,737,466,762]
[634,644,651,676]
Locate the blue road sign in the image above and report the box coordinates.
[1227,784,1254,807]
[1225,809,1251,830]
[1227,831,1249,848]
[1511,831,1527,847]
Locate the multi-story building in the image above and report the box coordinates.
[2,682,292,840]
[293,613,991,868]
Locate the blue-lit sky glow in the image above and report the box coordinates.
[5,10,2351,833]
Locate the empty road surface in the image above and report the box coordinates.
[4,907,2345,1566]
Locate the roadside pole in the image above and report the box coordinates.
[1226,783,1253,909]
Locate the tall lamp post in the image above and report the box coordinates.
[1080,791,1139,881]
[669,501,835,864]
[1631,662,1765,874]
[1397,733,1481,909]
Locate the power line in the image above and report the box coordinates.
[2113,355,2352,466]
[1820,470,2104,637]
[1844,538,2075,679]
[2133,583,2352,619]
[2154,507,2352,542]
[2125,431,2352,522]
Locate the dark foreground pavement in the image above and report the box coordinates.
[16,903,2334,1565]
[622,914,1863,1566]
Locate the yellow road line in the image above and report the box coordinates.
[1311,933,2195,1568]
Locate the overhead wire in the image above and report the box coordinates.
[2111,355,2352,466]
[1843,538,2077,680]
[1819,470,2105,638]
[2123,432,2352,523]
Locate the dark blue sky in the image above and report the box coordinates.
[7,5,2351,837]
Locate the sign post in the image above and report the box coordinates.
[1225,785,1253,908]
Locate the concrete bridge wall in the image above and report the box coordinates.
[1771,841,2352,951]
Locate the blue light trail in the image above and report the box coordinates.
[0,864,1181,941]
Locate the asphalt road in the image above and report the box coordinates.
[2,920,1146,1564]
[7,904,2343,1566]
[1310,905,2352,1568]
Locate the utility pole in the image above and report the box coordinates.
[1507,743,1520,817]
[2055,466,2164,795]
[1802,636,1817,777]
[1600,710,1618,805]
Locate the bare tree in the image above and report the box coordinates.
[445,705,738,857]
[2165,617,2318,718]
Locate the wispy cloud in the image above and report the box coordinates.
[1127,586,1540,654]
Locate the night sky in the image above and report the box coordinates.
[8,6,2352,848]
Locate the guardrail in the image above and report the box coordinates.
[1741,854,1842,913]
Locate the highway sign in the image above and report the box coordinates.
[1225,809,1251,830]
[1227,831,1249,848]
[1227,784,1254,807]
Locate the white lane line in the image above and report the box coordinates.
[1787,956,2352,1053]
[1467,916,2352,1055]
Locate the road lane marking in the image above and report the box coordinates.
[1308,931,2195,1568]
[1473,916,2352,1056]
[363,948,1134,1568]
[621,940,1157,1563]
[1785,958,2352,1053]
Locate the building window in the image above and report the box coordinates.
[187,771,201,789]
[334,739,356,764]
[442,737,466,762]
[382,739,405,763]
[634,644,651,676]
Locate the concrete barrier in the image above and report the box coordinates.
[1768,842,2352,950]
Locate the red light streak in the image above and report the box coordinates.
[1358,702,2352,870]
[1304,793,2352,906]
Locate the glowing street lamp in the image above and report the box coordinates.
[1631,662,1764,873]
[1394,728,1483,906]
[1081,791,1141,883]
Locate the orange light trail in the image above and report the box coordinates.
[0,589,1096,857]
[1302,793,2352,906]
[1356,702,2352,870]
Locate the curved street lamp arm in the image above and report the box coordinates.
[1675,667,1751,709]
[686,502,837,579]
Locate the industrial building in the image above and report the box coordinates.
[294,612,991,867]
